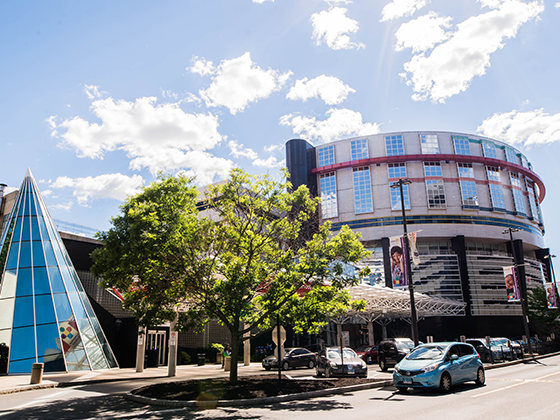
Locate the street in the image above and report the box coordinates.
[1,355,559,419]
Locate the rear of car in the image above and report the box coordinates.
[378,338,415,371]
[316,347,368,378]
[393,342,485,392]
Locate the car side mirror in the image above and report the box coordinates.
[451,354,459,361]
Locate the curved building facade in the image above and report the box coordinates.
[286,131,553,339]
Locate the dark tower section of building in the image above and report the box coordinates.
[286,139,317,195]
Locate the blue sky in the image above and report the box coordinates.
[1,0,560,255]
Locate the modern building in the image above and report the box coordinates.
[286,131,554,341]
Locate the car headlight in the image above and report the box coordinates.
[329,361,338,368]
[394,366,402,374]
[421,362,441,373]
[361,360,367,368]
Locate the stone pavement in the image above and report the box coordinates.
[0,362,272,395]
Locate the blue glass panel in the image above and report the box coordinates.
[15,268,32,297]
[6,243,20,270]
[35,295,56,324]
[21,215,30,241]
[103,343,118,368]
[36,323,60,358]
[33,267,50,295]
[49,267,66,294]
[22,194,31,216]
[53,244,64,269]
[38,216,49,241]
[10,326,36,361]
[31,216,40,240]
[17,195,25,217]
[41,352,65,372]
[73,271,85,292]
[32,241,46,267]
[8,358,35,373]
[13,217,22,242]
[80,292,95,318]
[53,293,73,321]
[34,197,43,216]
[30,195,37,216]
[43,241,57,266]
[18,241,31,268]
[69,292,88,319]
[60,265,77,293]
[13,296,34,327]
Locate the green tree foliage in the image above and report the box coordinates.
[527,285,560,336]
[92,169,369,382]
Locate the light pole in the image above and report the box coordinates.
[544,254,560,308]
[502,227,533,357]
[390,178,419,346]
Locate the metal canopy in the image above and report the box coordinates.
[335,284,466,324]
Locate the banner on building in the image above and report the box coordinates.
[408,231,421,266]
[503,266,520,302]
[390,235,408,287]
[544,281,558,309]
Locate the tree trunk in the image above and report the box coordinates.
[229,331,240,382]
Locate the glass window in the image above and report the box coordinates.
[388,163,407,179]
[35,295,56,324]
[482,141,497,159]
[68,292,88,320]
[505,147,518,164]
[13,296,34,328]
[459,180,478,206]
[6,243,20,270]
[424,162,442,177]
[390,184,410,210]
[351,139,368,161]
[18,241,31,268]
[30,216,40,240]
[32,241,46,267]
[54,293,74,321]
[426,180,446,208]
[453,137,471,155]
[0,297,15,330]
[34,266,51,295]
[319,172,338,219]
[0,270,17,299]
[36,323,60,359]
[10,326,36,361]
[318,145,335,167]
[526,182,539,221]
[385,135,404,156]
[15,268,32,297]
[457,163,474,178]
[509,172,522,188]
[353,167,373,214]
[13,217,22,242]
[420,134,439,154]
[49,267,66,294]
[486,166,501,182]
[512,189,527,216]
[488,184,506,210]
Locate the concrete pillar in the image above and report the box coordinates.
[30,363,43,384]
[167,314,178,377]
[243,324,250,366]
[135,327,146,373]
[367,320,375,346]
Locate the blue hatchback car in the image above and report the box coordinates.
[393,342,485,393]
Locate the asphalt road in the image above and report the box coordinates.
[1,355,559,420]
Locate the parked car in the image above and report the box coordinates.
[393,342,485,393]
[316,347,368,378]
[489,338,515,360]
[465,339,493,363]
[261,347,316,371]
[378,338,415,371]
[355,345,378,364]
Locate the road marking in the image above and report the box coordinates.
[473,370,560,398]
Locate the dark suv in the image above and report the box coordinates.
[377,338,415,371]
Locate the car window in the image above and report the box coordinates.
[356,346,371,352]
[327,350,340,359]
[406,346,445,360]
[396,341,414,351]
[458,344,475,356]
[447,345,460,358]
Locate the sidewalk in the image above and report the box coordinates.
[0,362,269,395]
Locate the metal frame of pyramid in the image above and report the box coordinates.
[0,169,118,373]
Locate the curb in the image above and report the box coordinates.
[483,350,560,370]
[125,380,394,408]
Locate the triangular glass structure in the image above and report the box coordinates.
[0,169,118,373]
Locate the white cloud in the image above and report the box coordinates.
[198,52,292,114]
[264,144,283,153]
[50,173,144,205]
[400,0,544,103]
[84,85,104,100]
[395,12,452,53]
[381,0,430,22]
[253,156,284,168]
[286,75,356,105]
[556,2,560,8]
[279,108,380,144]
[253,0,274,3]
[188,57,215,76]
[228,140,259,160]
[477,108,560,148]
[50,96,233,184]
[50,202,73,212]
[161,89,179,99]
[311,7,365,50]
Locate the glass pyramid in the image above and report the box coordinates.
[0,169,118,373]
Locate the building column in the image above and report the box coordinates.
[135,327,146,373]
[167,314,178,377]
[367,320,375,346]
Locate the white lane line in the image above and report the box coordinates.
[472,370,560,398]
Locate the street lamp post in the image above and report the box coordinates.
[390,178,419,346]
[544,254,560,308]
[502,227,533,357]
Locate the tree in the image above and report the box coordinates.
[527,285,560,336]
[92,169,369,382]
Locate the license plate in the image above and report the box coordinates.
[347,365,355,374]
[264,361,269,366]
[403,378,412,385]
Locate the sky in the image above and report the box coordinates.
[1,0,560,255]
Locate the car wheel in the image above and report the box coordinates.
[325,367,331,378]
[308,360,315,369]
[475,367,485,386]
[484,354,492,363]
[440,372,452,393]
[379,358,388,372]
[396,386,408,393]
[282,361,290,371]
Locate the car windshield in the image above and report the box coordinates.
[355,346,371,352]
[327,349,358,359]
[490,339,508,347]
[406,346,445,360]
[396,341,415,351]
